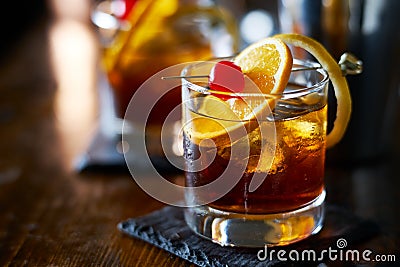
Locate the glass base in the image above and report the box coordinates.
[184,190,325,247]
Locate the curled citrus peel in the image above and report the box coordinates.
[274,33,351,148]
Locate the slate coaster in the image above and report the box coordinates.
[118,206,379,266]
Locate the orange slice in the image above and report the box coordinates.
[234,37,293,94]
[183,95,250,146]
[274,33,351,148]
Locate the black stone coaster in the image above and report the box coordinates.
[118,205,379,266]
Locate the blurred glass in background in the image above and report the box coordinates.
[93,0,239,118]
[92,0,239,165]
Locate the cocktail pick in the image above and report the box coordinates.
[161,52,363,80]
[288,52,363,75]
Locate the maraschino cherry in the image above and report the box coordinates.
[209,61,244,98]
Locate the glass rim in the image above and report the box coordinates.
[181,58,329,99]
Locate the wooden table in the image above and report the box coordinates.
[0,4,399,267]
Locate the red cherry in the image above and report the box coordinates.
[209,61,244,98]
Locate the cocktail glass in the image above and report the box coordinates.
[91,0,239,166]
[181,58,329,247]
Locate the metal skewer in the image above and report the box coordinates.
[161,75,210,80]
[161,52,362,80]
[291,66,322,72]
[161,67,321,80]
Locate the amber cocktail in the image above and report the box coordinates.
[181,59,329,247]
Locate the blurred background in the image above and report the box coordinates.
[0,1,398,264]
[0,0,399,171]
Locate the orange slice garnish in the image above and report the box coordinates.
[184,37,293,146]
[234,37,293,94]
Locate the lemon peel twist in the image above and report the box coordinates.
[275,33,352,148]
